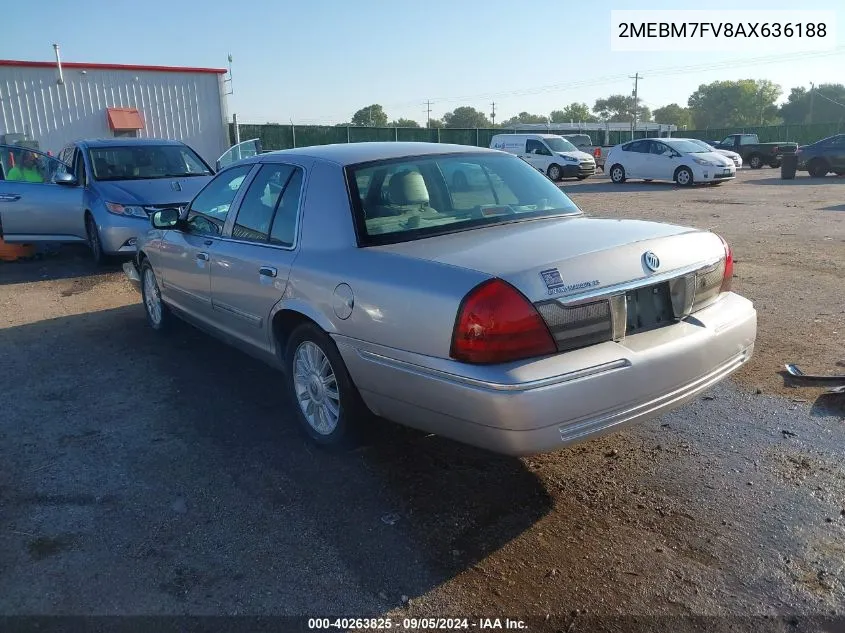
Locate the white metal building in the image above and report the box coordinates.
[0,56,230,164]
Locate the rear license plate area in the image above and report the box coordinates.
[625,282,675,334]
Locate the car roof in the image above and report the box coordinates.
[255,142,501,167]
[77,138,189,149]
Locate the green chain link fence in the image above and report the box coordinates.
[231,121,845,152]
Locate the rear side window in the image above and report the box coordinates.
[347,152,580,246]
[232,164,295,242]
[229,163,303,247]
[627,140,649,153]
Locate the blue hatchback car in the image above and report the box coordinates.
[0,138,260,264]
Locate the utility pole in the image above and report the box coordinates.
[629,73,642,140]
[425,100,432,128]
[809,82,815,124]
[490,101,496,127]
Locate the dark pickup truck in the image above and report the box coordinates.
[709,133,798,169]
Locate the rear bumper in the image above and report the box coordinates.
[336,292,757,456]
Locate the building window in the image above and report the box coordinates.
[113,129,139,138]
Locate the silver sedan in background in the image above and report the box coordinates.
[127,142,757,456]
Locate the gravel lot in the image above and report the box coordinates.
[0,168,843,631]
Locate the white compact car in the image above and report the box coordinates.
[605,138,737,186]
[490,133,596,181]
[687,138,743,168]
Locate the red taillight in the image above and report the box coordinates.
[718,235,733,292]
[593,147,601,158]
[450,278,556,364]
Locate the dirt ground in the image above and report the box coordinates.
[0,167,843,633]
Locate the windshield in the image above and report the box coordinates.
[544,137,578,153]
[88,145,213,181]
[689,139,716,151]
[348,152,581,245]
[664,139,712,154]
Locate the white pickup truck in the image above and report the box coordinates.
[561,134,616,171]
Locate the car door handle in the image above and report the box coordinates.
[196,252,209,261]
[259,266,277,278]
[0,194,21,201]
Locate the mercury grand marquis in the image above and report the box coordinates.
[124,142,757,456]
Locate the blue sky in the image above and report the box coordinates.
[3,0,843,125]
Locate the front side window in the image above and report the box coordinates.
[347,152,581,245]
[0,146,67,184]
[231,164,295,243]
[88,144,213,181]
[525,139,551,156]
[185,164,252,236]
[627,140,649,153]
[720,136,736,145]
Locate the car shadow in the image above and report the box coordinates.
[0,306,553,613]
[562,180,685,194]
[822,204,845,212]
[0,245,125,286]
[810,392,845,419]
[747,176,845,186]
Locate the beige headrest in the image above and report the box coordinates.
[388,170,429,205]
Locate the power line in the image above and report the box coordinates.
[240,47,845,125]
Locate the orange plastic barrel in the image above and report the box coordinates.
[0,238,35,261]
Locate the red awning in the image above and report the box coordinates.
[106,107,145,131]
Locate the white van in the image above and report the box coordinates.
[490,133,596,181]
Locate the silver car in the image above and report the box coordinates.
[126,142,757,456]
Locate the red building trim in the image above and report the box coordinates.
[0,59,227,74]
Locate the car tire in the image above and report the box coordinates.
[86,213,107,266]
[609,164,626,184]
[140,258,170,332]
[808,159,829,178]
[674,166,694,187]
[285,322,367,449]
[547,164,562,181]
[748,154,764,169]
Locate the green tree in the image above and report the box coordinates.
[391,118,420,128]
[687,80,781,128]
[652,103,693,128]
[499,111,549,127]
[442,106,491,128]
[592,95,651,123]
[550,103,597,123]
[351,104,388,127]
[780,83,845,124]
[427,118,444,129]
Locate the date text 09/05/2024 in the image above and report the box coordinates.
[308,617,528,630]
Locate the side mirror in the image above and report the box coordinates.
[55,172,78,186]
[151,208,181,230]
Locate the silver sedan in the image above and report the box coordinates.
[125,142,757,456]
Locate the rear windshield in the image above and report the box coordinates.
[88,145,213,181]
[347,152,581,245]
